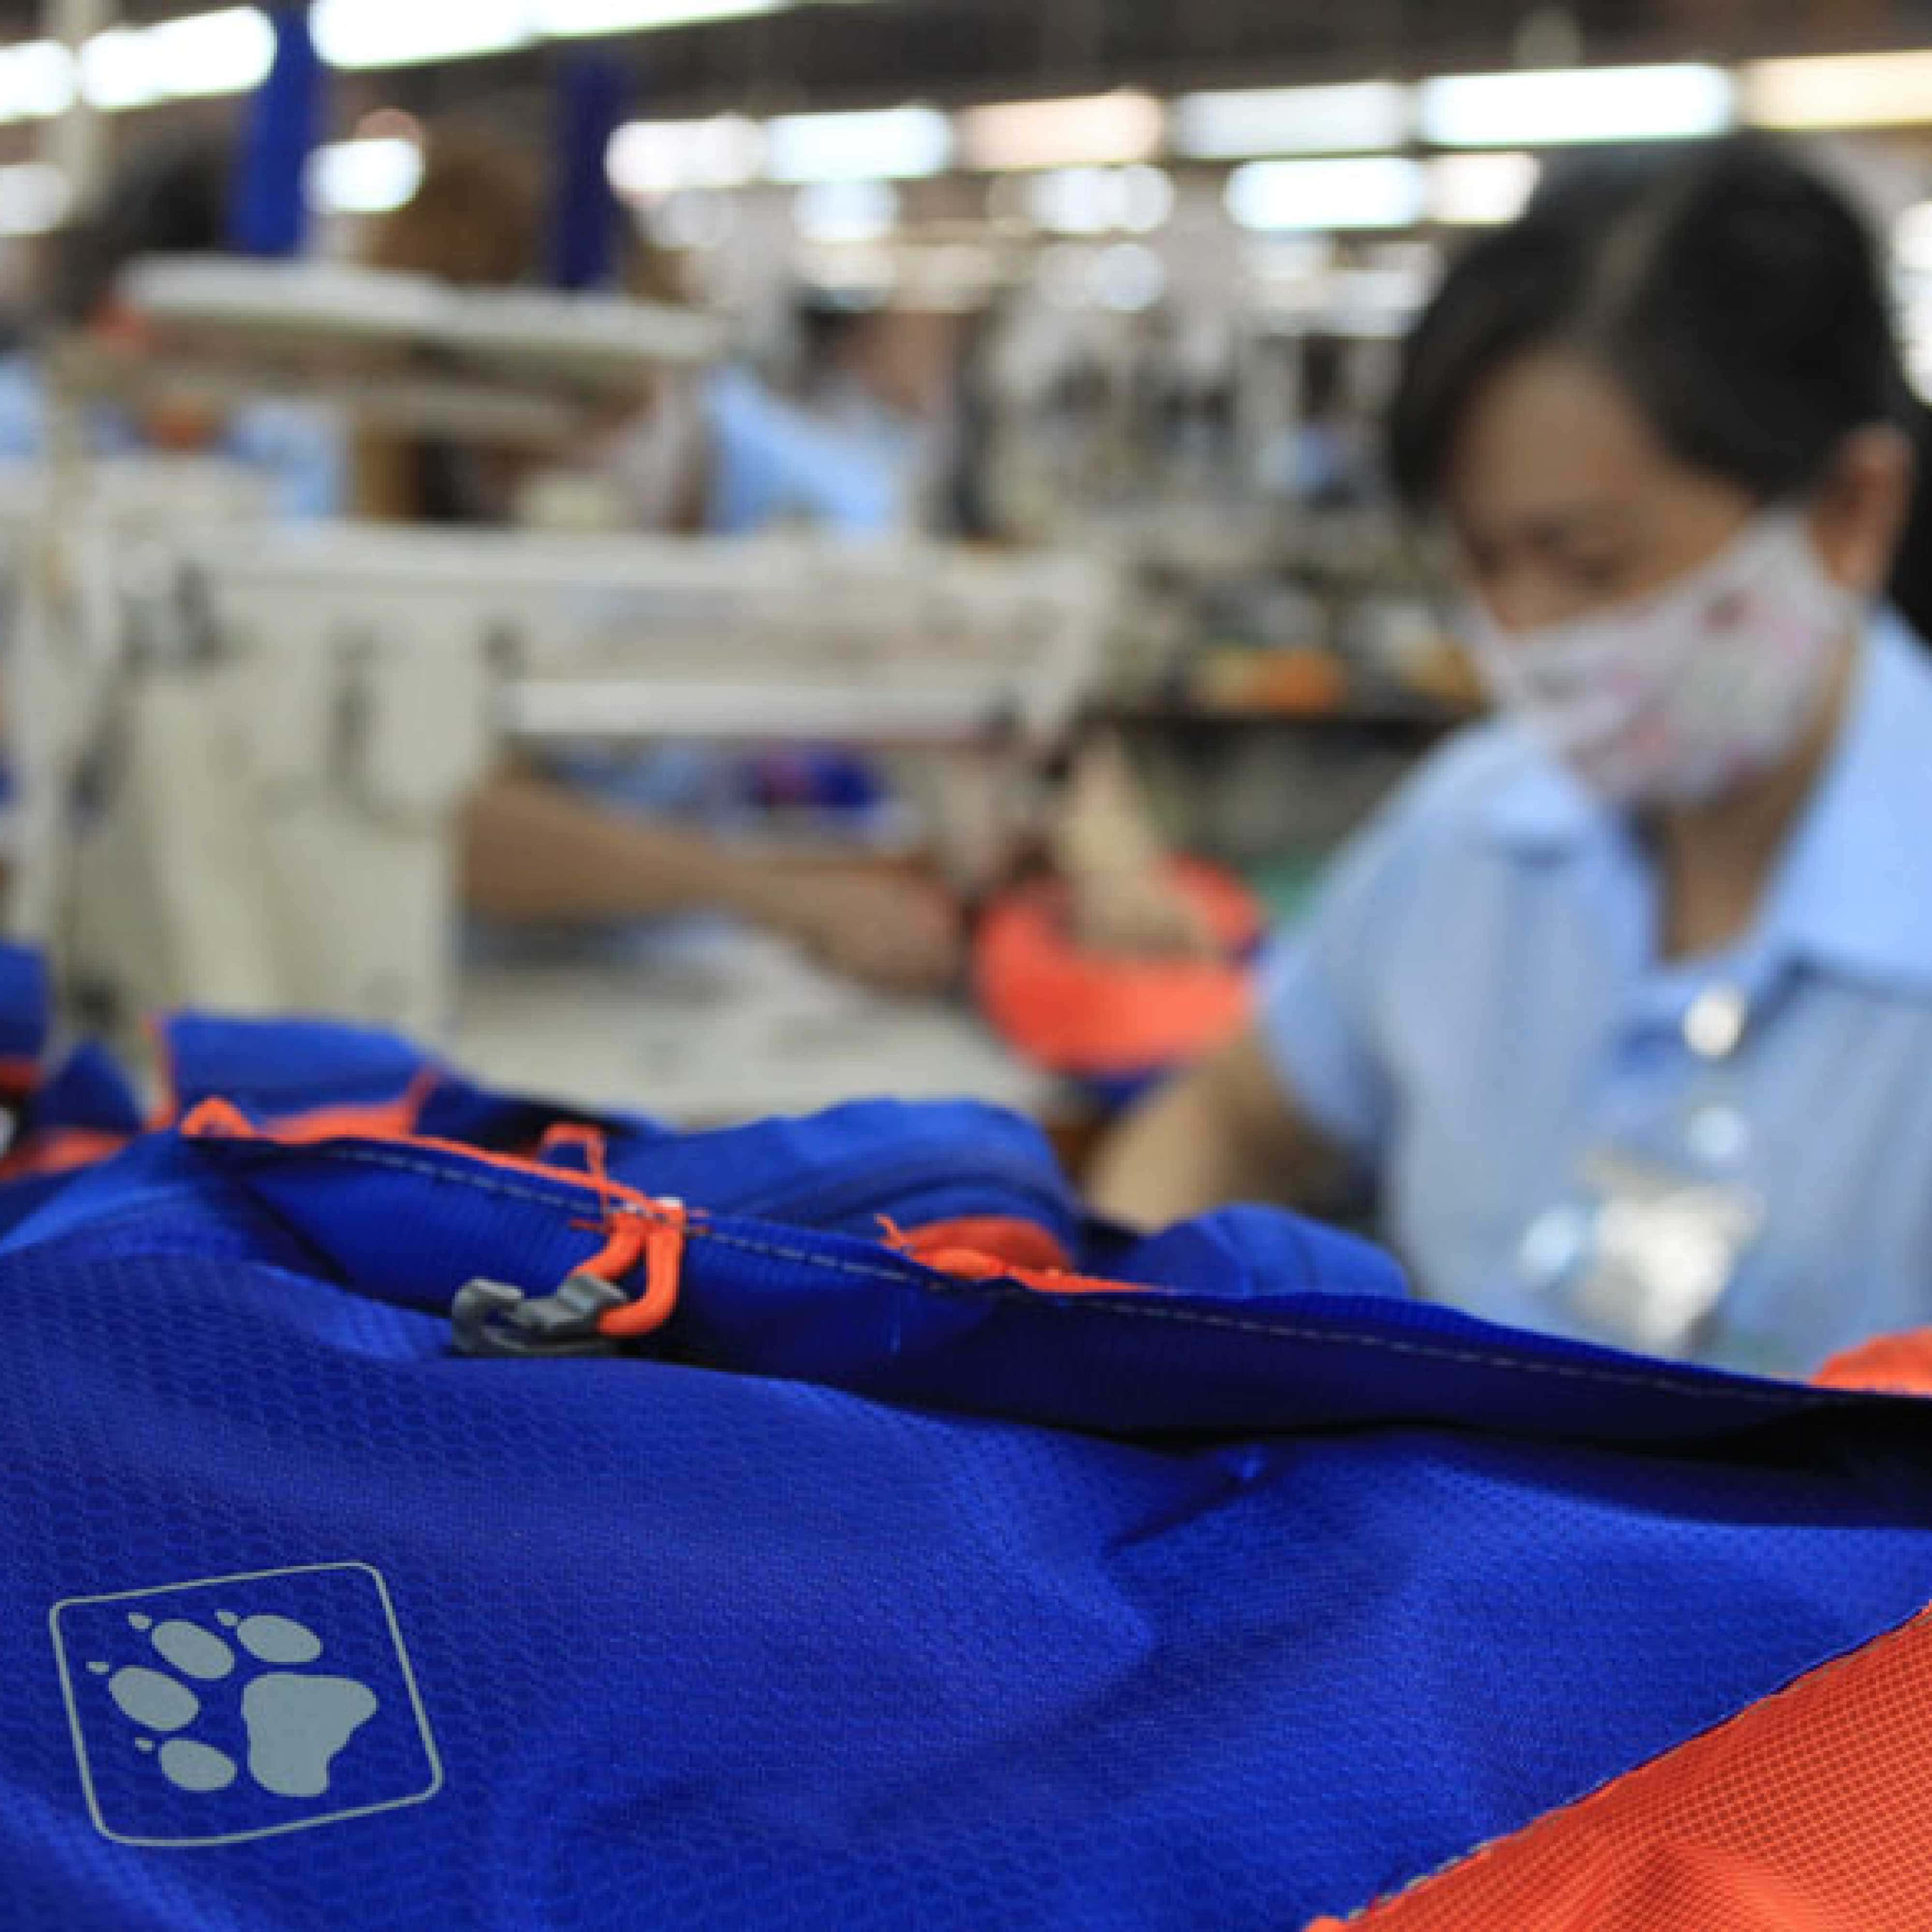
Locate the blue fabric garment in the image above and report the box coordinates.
[702,365,912,537]
[0,353,343,521]
[5,1000,1932,1928]
[1260,610,1932,1378]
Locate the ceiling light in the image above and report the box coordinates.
[1172,82,1411,159]
[79,28,158,110]
[1427,152,1539,225]
[148,8,275,97]
[607,116,763,196]
[764,106,950,183]
[0,41,76,122]
[312,0,532,71]
[793,178,898,243]
[306,137,425,215]
[0,162,68,234]
[1226,157,1424,233]
[1026,168,1112,236]
[958,90,1164,172]
[1025,165,1177,236]
[536,0,778,41]
[1744,51,1932,130]
[1418,63,1734,147]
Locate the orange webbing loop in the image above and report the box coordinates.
[181,1095,689,1342]
[883,1215,1075,1275]
[881,1214,1140,1298]
[176,1073,439,1147]
[594,1204,687,1340]
[0,1127,133,1179]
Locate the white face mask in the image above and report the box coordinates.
[1462,511,1861,808]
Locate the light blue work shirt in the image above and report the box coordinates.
[702,366,917,538]
[1261,609,1932,1377]
[0,352,344,522]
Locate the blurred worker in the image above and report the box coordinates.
[1093,138,1932,1378]
[606,295,958,539]
[0,134,344,517]
[356,129,961,993]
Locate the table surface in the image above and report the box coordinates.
[451,928,1058,1128]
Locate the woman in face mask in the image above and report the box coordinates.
[1090,136,1932,1378]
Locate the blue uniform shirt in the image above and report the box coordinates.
[1261,609,1932,1376]
[701,366,917,538]
[0,352,343,522]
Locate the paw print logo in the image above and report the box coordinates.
[94,1608,379,1800]
[52,1563,441,1847]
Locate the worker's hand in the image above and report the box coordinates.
[1048,731,1218,959]
[750,869,966,996]
[1066,865,1222,961]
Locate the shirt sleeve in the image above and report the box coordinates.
[1255,803,1416,1170]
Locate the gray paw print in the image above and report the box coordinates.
[90,1609,379,1798]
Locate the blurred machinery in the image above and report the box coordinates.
[44,523,1112,1053]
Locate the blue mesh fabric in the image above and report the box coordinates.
[4,1002,1932,1927]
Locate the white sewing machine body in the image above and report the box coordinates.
[34,519,1113,1064]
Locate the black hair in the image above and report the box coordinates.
[1389,136,1932,637]
[46,135,230,329]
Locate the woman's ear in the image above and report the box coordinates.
[1808,424,1915,595]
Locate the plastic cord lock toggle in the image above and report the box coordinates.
[451,1274,632,1358]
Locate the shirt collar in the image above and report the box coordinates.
[1480,744,1599,853]
[1482,610,1932,995]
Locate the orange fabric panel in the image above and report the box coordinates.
[0,1053,42,1096]
[895,1216,1074,1274]
[975,860,1260,1077]
[0,1127,131,1178]
[1304,1601,1932,1932]
[1813,1329,1932,1398]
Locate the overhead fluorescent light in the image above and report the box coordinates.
[0,41,76,122]
[1744,51,1932,130]
[1173,82,1411,159]
[1418,63,1734,147]
[312,0,532,70]
[307,137,425,215]
[764,105,951,183]
[77,10,273,111]
[607,116,764,196]
[1226,156,1424,232]
[536,0,777,41]
[79,28,159,110]
[0,161,69,234]
[1428,151,1539,225]
[958,90,1164,171]
[147,8,275,97]
[793,178,898,243]
[1026,165,1174,236]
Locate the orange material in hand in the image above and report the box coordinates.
[976,859,1262,1078]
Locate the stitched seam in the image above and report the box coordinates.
[1332,1597,1932,1925]
[217,1139,1817,1410]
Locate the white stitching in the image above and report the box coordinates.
[211,1138,1818,1411]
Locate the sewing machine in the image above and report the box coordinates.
[7,263,1111,1118]
[31,519,1110,1114]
